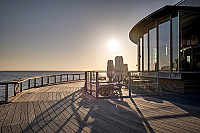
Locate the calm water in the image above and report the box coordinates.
[0,71,84,82]
[0,71,84,100]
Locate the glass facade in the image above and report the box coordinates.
[159,18,170,71]
[172,15,179,71]
[149,26,157,71]
[180,11,200,71]
[144,33,148,71]
[140,37,143,71]
[135,10,200,73]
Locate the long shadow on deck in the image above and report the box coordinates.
[140,92,200,118]
[22,87,151,132]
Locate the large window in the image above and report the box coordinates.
[149,26,157,71]
[159,17,170,71]
[144,33,148,71]
[180,11,200,71]
[172,15,179,71]
[140,37,143,71]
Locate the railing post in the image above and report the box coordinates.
[47,76,49,84]
[41,77,43,86]
[54,76,56,83]
[34,78,36,88]
[90,72,92,95]
[96,72,99,98]
[67,75,68,81]
[5,84,8,102]
[20,82,23,92]
[73,75,74,80]
[28,79,31,89]
[14,83,16,96]
[85,72,87,92]
[128,72,131,97]
[60,75,62,82]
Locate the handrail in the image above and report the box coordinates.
[0,72,85,102]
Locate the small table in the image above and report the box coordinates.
[99,82,123,96]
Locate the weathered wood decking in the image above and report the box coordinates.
[0,80,200,133]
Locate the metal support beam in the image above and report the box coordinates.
[34,78,36,88]
[60,75,62,82]
[128,72,131,97]
[5,84,8,102]
[96,72,99,98]
[20,82,23,92]
[90,72,92,95]
[47,77,49,84]
[85,72,87,92]
[28,79,31,89]
[41,77,43,86]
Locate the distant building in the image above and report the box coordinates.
[107,56,128,81]
[107,60,115,81]
[129,0,200,93]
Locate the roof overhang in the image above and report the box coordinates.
[129,5,200,44]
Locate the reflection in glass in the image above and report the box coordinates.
[140,38,143,71]
[172,16,178,71]
[180,11,200,71]
[149,27,157,71]
[159,18,170,71]
[144,33,148,71]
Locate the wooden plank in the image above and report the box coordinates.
[53,119,75,133]
[34,93,42,101]
[28,92,37,102]
[60,92,65,100]
[20,123,34,133]
[32,102,44,122]
[57,92,61,100]
[1,81,199,133]
[126,98,200,130]
[52,92,56,101]
[42,101,59,121]
[71,93,147,133]
[36,119,55,133]
[47,101,66,121]
[27,102,36,123]
[1,125,12,133]
[29,122,44,133]
[11,102,22,125]
[57,98,104,133]
[45,120,65,133]
[37,101,49,121]
[0,104,11,129]
[3,103,17,126]
[20,102,28,124]
[40,101,51,121]
[10,125,22,133]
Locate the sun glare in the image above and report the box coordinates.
[107,39,119,52]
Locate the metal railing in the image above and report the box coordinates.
[84,71,164,99]
[128,71,165,96]
[84,71,130,98]
[0,73,85,102]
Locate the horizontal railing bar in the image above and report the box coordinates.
[0,73,84,85]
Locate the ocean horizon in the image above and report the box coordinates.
[0,71,85,82]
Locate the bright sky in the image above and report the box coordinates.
[0,0,179,71]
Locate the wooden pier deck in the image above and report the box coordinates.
[0,80,200,133]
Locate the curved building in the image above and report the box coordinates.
[129,0,200,93]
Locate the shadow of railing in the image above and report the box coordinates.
[22,87,151,132]
[130,98,155,133]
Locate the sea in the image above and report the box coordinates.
[0,71,84,100]
[0,71,85,82]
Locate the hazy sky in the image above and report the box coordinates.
[0,0,180,71]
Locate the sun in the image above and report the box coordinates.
[107,39,120,52]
